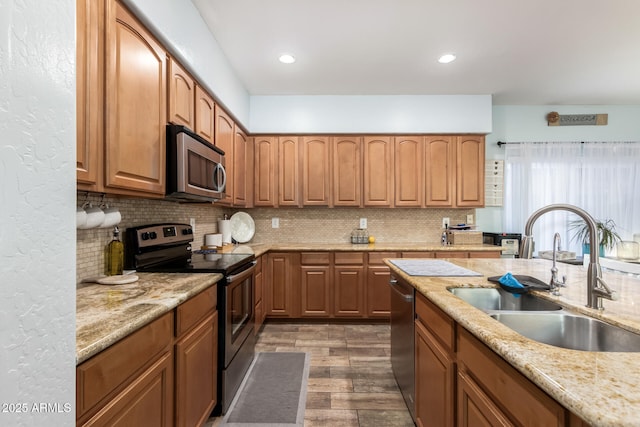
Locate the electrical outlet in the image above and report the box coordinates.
[189,218,196,233]
[359,218,367,229]
[272,217,280,228]
[442,217,450,228]
[466,214,474,225]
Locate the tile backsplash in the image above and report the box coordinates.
[76,192,474,282]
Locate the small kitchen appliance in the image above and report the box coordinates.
[483,232,522,257]
[124,223,256,415]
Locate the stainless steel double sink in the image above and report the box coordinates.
[448,287,640,352]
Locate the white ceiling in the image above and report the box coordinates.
[192,0,640,105]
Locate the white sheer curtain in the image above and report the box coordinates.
[504,142,640,256]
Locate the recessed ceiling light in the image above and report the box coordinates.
[438,54,456,64]
[278,54,296,64]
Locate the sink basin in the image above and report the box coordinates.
[491,313,640,352]
[449,287,563,311]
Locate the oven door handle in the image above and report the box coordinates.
[226,261,257,283]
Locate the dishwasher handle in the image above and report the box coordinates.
[389,279,414,302]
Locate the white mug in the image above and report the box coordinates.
[80,204,105,229]
[100,206,121,228]
[76,207,87,229]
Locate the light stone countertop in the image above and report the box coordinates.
[385,257,640,427]
[76,272,222,365]
[222,242,500,258]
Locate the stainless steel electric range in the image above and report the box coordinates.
[124,223,256,416]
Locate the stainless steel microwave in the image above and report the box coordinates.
[165,124,226,202]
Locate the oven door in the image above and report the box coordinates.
[224,261,256,365]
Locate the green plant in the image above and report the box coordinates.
[569,218,621,251]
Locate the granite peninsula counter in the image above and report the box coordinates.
[385,257,640,427]
[76,272,222,364]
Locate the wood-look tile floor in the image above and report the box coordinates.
[207,322,414,427]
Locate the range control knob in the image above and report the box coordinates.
[182,228,192,235]
[140,232,150,241]
[149,231,157,240]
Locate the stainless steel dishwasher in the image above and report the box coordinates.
[389,274,416,421]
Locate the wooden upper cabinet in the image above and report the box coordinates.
[456,136,485,207]
[105,0,166,196]
[425,136,455,207]
[278,136,300,207]
[214,105,234,205]
[167,57,195,130]
[332,136,362,207]
[394,136,424,207]
[76,0,104,192]
[233,128,251,207]
[302,136,331,206]
[363,136,394,207]
[254,136,278,207]
[194,85,215,144]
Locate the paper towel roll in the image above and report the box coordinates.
[205,233,222,247]
[218,219,231,244]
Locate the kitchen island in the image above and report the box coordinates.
[386,257,640,427]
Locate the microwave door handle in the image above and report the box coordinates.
[213,163,227,192]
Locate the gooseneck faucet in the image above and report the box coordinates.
[519,204,617,310]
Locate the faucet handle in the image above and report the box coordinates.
[610,290,619,301]
[561,275,567,287]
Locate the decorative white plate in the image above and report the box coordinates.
[82,274,139,285]
[230,212,255,243]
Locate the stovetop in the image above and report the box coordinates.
[125,223,255,275]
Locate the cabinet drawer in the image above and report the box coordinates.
[367,252,398,265]
[335,252,364,265]
[457,327,566,426]
[415,292,455,352]
[76,312,173,418]
[401,251,435,258]
[300,252,331,265]
[176,285,217,337]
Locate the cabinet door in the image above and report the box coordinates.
[363,136,394,207]
[334,266,365,317]
[278,136,300,206]
[457,370,513,427]
[394,136,423,207]
[415,320,455,427]
[77,0,104,192]
[214,105,234,205]
[302,136,331,206]
[456,136,485,207]
[300,266,331,317]
[233,128,250,206]
[254,256,264,335]
[105,1,166,196]
[254,136,278,207]
[366,266,392,318]
[81,350,173,427]
[425,136,455,207]
[194,85,215,144]
[167,58,194,130]
[333,136,362,206]
[175,312,217,427]
[266,253,298,317]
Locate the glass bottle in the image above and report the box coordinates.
[106,226,124,276]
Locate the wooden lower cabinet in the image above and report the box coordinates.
[174,312,218,427]
[266,252,300,317]
[366,252,398,318]
[300,252,332,317]
[254,255,265,334]
[82,350,174,427]
[413,286,585,427]
[77,285,219,427]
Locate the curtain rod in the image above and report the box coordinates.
[496,141,637,147]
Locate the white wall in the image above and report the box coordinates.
[476,105,640,233]
[250,95,492,134]
[0,0,76,425]
[123,0,251,127]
